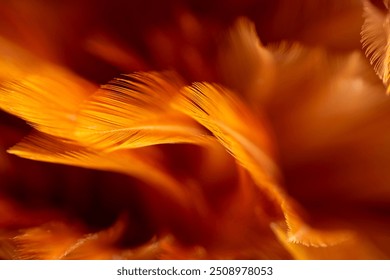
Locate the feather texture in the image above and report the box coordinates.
[0,74,95,138]
[361,0,390,93]
[75,72,211,151]
[173,83,284,203]
[173,83,353,249]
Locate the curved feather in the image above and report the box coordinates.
[173,83,284,204]
[272,202,390,259]
[8,132,190,205]
[271,222,386,259]
[173,83,355,249]
[361,0,390,93]
[75,72,211,151]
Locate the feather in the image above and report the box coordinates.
[271,224,385,259]
[361,0,390,93]
[75,72,212,151]
[13,219,198,260]
[280,200,354,248]
[0,37,96,137]
[0,74,95,138]
[218,17,275,103]
[173,83,284,203]
[271,213,388,259]
[13,222,85,260]
[172,83,346,249]
[8,132,190,205]
[13,218,164,260]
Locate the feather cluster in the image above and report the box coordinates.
[1,0,390,259]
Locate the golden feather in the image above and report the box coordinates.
[8,132,190,205]
[75,72,211,151]
[173,83,284,203]
[173,83,356,249]
[0,37,96,138]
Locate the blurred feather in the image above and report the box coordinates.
[280,200,355,247]
[13,218,212,260]
[174,75,385,249]
[173,83,338,249]
[266,0,362,50]
[13,217,162,260]
[268,46,390,203]
[84,33,148,72]
[8,132,190,205]
[218,17,276,103]
[14,222,88,260]
[0,37,96,138]
[271,221,387,259]
[272,201,390,259]
[266,42,386,160]
[0,230,15,260]
[75,72,212,151]
[174,83,285,207]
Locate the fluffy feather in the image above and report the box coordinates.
[13,218,164,260]
[271,213,388,259]
[218,18,275,103]
[75,72,211,151]
[361,0,390,93]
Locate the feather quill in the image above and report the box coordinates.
[75,72,211,151]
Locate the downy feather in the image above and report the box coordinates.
[218,18,275,103]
